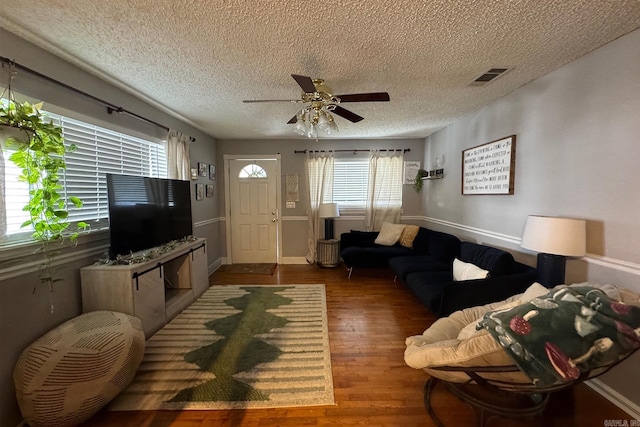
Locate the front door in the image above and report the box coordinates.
[228,158,278,263]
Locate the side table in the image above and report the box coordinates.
[317,238,340,268]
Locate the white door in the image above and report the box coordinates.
[228,159,278,263]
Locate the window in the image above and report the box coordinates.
[328,156,403,211]
[329,158,368,209]
[2,108,167,241]
[238,164,267,178]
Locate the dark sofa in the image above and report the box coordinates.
[394,241,537,316]
[340,227,460,278]
[340,227,537,316]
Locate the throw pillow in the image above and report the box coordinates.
[374,222,407,246]
[453,258,489,281]
[398,225,420,248]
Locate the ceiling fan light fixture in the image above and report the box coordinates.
[317,110,330,129]
[318,110,338,135]
[328,116,338,134]
[244,74,389,138]
[307,123,318,139]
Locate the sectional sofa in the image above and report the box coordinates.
[340,225,537,316]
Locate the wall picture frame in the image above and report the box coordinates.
[198,162,207,177]
[195,183,204,200]
[462,135,516,195]
[403,161,421,185]
[190,168,198,180]
[206,184,214,198]
[209,164,216,180]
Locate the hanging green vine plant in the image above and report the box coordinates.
[413,169,429,193]
[1,99,88,310]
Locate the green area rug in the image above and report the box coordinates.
[108,284,334,410]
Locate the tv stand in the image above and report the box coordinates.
[80,238,208,338]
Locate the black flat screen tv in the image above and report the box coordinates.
[106,173,193,258]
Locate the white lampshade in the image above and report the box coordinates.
[319,202,340,218]
[521,215,586,257]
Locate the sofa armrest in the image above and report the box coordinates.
[438,270,537,317]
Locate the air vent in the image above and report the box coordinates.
[469,68,511,86]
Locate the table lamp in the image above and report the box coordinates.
[319,203,340,240]
[521,215,586,287]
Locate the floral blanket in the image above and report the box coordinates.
[479,286,640,387]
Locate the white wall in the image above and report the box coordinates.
[423,28,640,414]
[0,30,220,426]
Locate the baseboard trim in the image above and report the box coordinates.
[586,378,640,419]
[282,257,311,265]
[209,257,224,275]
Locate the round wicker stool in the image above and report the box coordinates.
[13,311,145,427]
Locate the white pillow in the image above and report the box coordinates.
[374,222,407,246]
[453,258,489,281]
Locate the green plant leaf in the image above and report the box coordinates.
[2,100,87,298]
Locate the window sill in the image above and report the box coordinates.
[0,229,111,281]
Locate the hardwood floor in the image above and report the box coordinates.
[82,264,631,426]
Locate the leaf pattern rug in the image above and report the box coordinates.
[108,284,334,410]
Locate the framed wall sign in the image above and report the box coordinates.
[198,162,207,177]
[403,161,421,184]
[462,135,516,195]
[195,183,204,200]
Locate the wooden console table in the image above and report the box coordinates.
[80,238,208,338]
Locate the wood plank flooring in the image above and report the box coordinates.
[81,264,632,426]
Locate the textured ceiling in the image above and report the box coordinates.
[1,1,640,140]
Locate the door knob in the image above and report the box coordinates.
[272,218,277,222]
[272,211,276,215]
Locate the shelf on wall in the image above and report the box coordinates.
[421,169,444,180]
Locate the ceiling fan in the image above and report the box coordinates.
[243,74,390,137]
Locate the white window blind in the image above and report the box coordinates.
[2,108,167,239]
[328,156,403,210]
[329,159,369,209]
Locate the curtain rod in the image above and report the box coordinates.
[0,56,195,142]
[294,148,410,154]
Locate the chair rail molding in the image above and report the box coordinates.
[0,245,109,281]
[194,217,223,228]
[420,216,640,277]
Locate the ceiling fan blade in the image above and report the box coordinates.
[332,105,364,123]
[243,99,300,103]
[336,92,390,102]
[291,74,316,93]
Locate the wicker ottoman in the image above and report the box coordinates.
[13,311,145,427]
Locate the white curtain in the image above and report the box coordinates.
[305,151,334,263]
[0,143,6,237]
[166,129,190,180]
[365,149,404,231]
